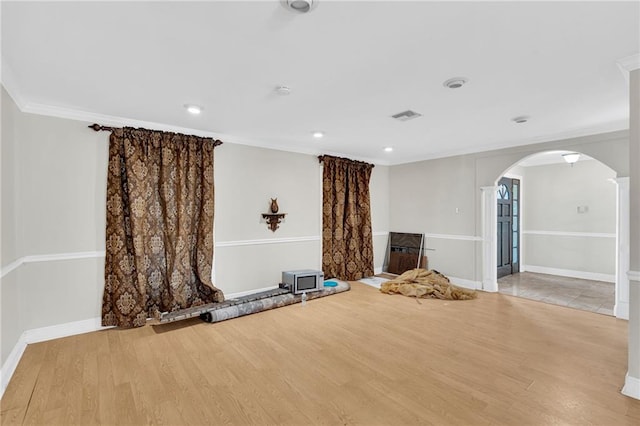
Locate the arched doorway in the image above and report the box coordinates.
[481,150,630,320]
[496,151,619,315]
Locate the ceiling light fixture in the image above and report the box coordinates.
[443,77,468,89]
[512,116,529,124]
[384,147,393,152]
[312,131,324,139]
[281,0,318,13]
[184,104,202,115]
[562,153,580,165]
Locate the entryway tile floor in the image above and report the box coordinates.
[497,272,614,316]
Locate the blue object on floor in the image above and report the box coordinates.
[324,280,338,287]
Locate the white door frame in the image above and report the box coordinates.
[613,177,630,319]
[481,169,630,320]
[481,185,498,293]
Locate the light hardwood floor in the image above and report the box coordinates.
[2,282,639,425]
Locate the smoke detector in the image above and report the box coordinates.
[281,0,318,13]
[275,85,291,95]
[443,77,468,89]
[391,110,422,122]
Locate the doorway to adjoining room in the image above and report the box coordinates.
[495,151,616,316]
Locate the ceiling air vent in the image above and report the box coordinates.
[391,110,422,122]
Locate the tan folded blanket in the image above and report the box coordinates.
[380,268,477,300]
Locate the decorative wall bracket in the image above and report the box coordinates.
[262,213,286,232]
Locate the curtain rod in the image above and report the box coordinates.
[318,155,374,168]
[88,123,223,146]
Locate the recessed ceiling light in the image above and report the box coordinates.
[276,85,291,96]
[312,131,324,139]
[281,0,318,13]
[443,77,468,89]
[512,116,530,124]
[384,147,393,152]
[184,104,202,115]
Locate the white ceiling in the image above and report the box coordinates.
[2,1,638,165]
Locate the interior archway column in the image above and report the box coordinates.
[622,65,640,400]
[481,185,498,292]
[613,177,630,320]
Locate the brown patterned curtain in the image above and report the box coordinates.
[102,127,224,328]
[320,155,375,281]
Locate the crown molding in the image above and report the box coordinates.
[389,123,629,166]
[0,60,386,166]
[8,98,389,166]
[617,53,640,72]
[616,53,640,85]
[0,55,27,110]
[2,51,632,168]
[20,101,242,140]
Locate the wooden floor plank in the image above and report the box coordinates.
[2,282,639,425]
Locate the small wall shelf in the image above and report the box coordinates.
[262,213,286,232]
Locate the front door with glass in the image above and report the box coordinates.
[497,177,520,278]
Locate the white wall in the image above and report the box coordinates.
[0,87,390,367]
[389,130,629,285]
[213,142,389,293]
[214,143,323,294]
[370,164,390,272]
[521,160,616,278]
[1,86,20,365]
[389,155,477,281]
[1,86,108,368]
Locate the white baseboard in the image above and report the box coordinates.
[374,267,383,275]
[359,276,389,289]
[449,276,482,290]
[622,373,640,400]
[482,279,499,293]
[1,317,111,399]
[523,265,615,283]
[225,285,280,299]
[358,275,481,291]
[614,301,629,320]
[0,336,27,400]
[22,317,111,344]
